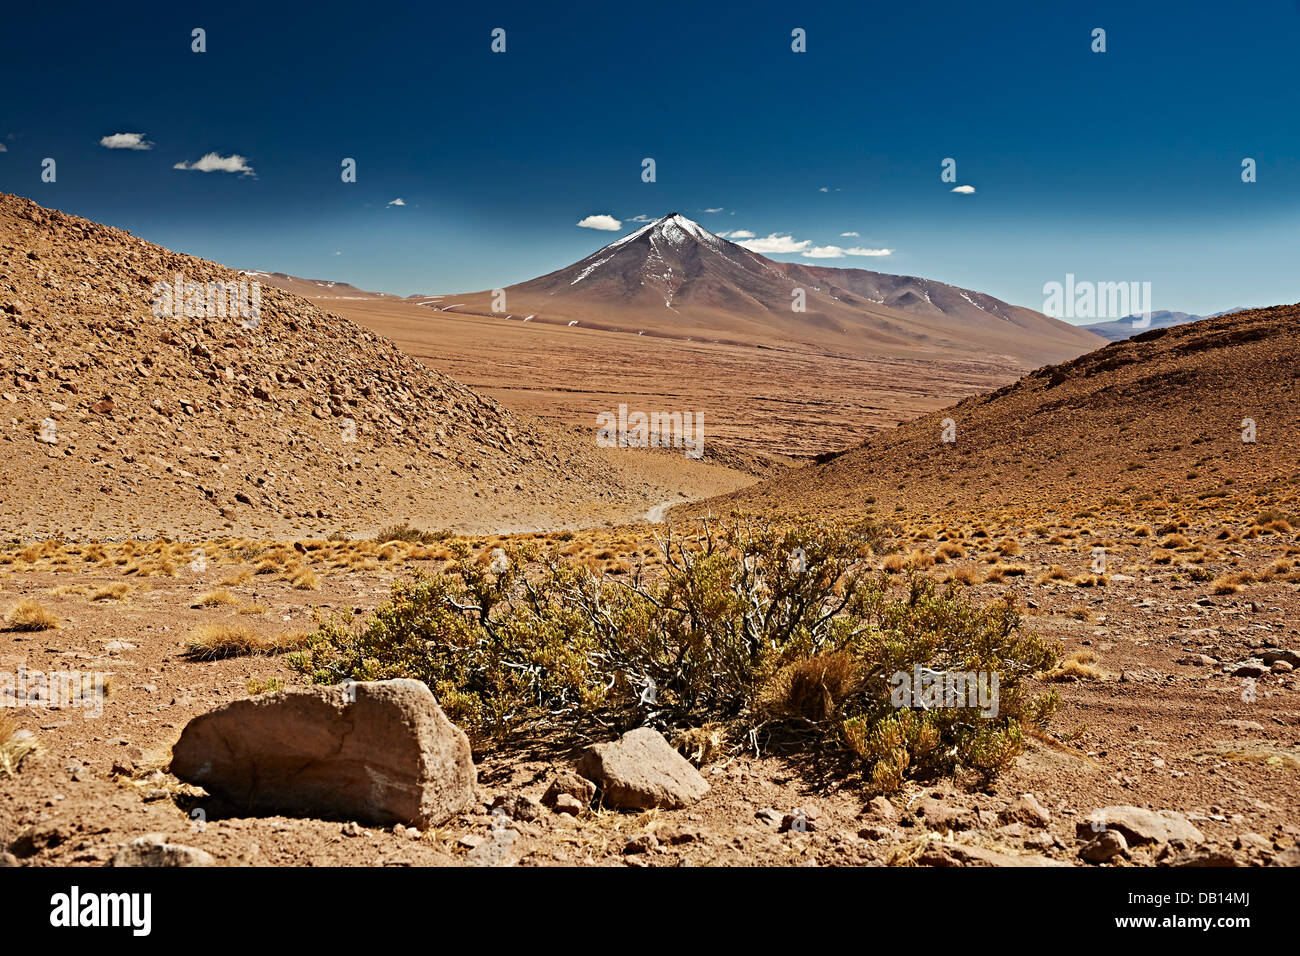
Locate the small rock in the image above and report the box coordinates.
[541,769,596,809]
[780,808,821,833]
[657,824,704,845]
[552,793,583,816]
[1079,830,1127,863]
[1003,793,1051,829]
[491,793,544,823]
[623,833,659,854]
[865,795,895,821]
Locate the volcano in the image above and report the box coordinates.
[439,213,1102,367]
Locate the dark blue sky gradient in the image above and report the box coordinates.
[1,0,1297,315]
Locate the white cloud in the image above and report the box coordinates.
[818,187,829,193]
[387,198,406,206]
[0,143,8,153]
[332,251,341,256]
[717,229,755,239]
[735,233,811,254]
[951,185,976,194]
[173,152,255,176]
[576,214,621,230]
[702,207,724,213]
[798,244,896,259]
[627,214,654,223]
[840,231,859,237]
[100,132,154,151]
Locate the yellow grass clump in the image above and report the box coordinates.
[193,588,238,607]
[4,599,59,631]
[185,624,308,660]
[0,714,39,776]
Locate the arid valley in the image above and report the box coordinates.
[1,193,1297,875]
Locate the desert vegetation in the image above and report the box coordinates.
[290,515,1060,792]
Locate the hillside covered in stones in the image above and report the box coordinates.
[0,194,645,539]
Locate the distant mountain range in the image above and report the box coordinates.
[1080,308,1247,342]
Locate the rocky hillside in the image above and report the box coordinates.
[0,194,637,539]
[708,303,1300,522]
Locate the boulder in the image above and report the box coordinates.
[1076,806,1204,846]
[170,679,475,828]
[576,727,709,810]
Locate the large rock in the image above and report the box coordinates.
[111,834,216,867]
[576,727,709,810]
[1076,806,1204,846]
[915,842,1070,867]
[170,679,475,828]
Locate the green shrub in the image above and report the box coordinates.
[290,515,1058,792]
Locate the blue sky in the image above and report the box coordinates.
[2,0,1298,317]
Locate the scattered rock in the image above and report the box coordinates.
[916,842,1068,867]
[1076,807,1204,846]
[1002,793,1051,829]
[169,679,476,828]
[865,795,896,821]
[575,727,709,811]
[657,824,704,845]
[1218,719,1266,732]
[541,769,596,809]
[1079,829,1127,863]
[466,828,521,867]
[915,798,976,832]
[552,793,583,816]
[780,808,822,833]
[623,833,659,854]
[1170,849,1240,867]
[491,793,544,823]
[111,834,217,867]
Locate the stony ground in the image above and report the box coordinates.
[2,510,1297,868]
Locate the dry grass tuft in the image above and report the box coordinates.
[290,568,321,591]
[90,583,131,601]
[184,624,308,660]
[4,599,59,631]
[1044,650,1104,682]
[0,713,39,776]
[193,588,238,607]
[757,652,860,723]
